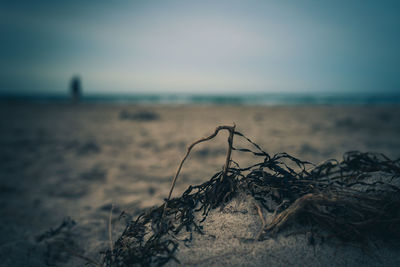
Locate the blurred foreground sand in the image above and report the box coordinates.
[1,103,400,266]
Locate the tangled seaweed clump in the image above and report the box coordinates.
[103,125,400,266]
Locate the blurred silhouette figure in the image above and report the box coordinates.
[70,75,82,102]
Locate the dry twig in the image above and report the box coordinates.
[163,125,236,215]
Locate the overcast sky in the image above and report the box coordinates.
[1,0,399,95]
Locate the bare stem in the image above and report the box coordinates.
[254,201,266,241]
[222,124,235,180]
[163,124,236,215]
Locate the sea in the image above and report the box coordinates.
[1,92,400,106]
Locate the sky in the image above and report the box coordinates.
[0,0,399,95]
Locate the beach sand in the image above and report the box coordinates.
[1,103,400,266]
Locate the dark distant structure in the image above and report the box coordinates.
[70,76,82,102]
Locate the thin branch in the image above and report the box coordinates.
[222,124,235,180]
[254,201,266,240]
[163,124,236,215]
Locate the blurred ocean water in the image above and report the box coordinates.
[1,92,400,105]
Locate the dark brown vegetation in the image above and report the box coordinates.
[103,125,400,266]
[119,110,160,121]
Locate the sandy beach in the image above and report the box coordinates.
[1,103,400,266]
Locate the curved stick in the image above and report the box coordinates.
[163,124,236,214]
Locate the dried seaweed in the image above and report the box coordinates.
[119,110,160,121]
[103,125,400,266]
[36,217,76,243]
[35,217,94,266]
